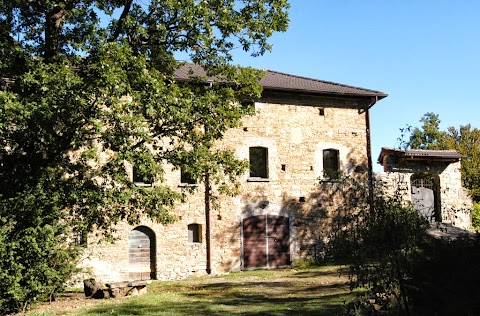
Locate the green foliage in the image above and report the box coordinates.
[408,235,480,315]
[327,179,429,316]
[0,0,290,313]
[0,223,80,314]
[350,198,428,315]
[444,124,480,202]
[472,202,480,230]
[408,112,448,150]
[329,176,480,315]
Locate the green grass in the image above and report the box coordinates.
[31,265,361,316]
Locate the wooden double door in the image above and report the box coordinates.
[242,215,291,269]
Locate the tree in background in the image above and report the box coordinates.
[0,0,289,313]
[443,124,480,202]
[407,113,480,204]
[408,112,448,150]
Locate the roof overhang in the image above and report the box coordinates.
[174,63,388,107]
[377,147,463,165]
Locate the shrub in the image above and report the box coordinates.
[0,223,80,314]
[329,192,429,316]
[408,235,480,315]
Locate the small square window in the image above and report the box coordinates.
[188,224,202,243]
[249,147,268,179]
[181,168,197,185]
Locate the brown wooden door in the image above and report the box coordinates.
[128,226,156,280]
[243,215,290,269]
[267,215,290,268]
[243,215,267,268]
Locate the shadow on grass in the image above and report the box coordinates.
[82,293,352,316]
[185,280,348,295]
[290,266,350,279]
[81,282,354,316]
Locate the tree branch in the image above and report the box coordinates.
[109,0,133,42]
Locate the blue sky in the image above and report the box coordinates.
[225,0,480,171]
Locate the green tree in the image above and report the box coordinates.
[0,0,289,313]
[444,124,480,202]
[408,112,448,150]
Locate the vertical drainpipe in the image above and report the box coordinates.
[205,81,213,275]
[205,172,212,274]
[365,97,377,213]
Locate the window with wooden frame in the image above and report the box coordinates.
[249,147,268,179]
[322,149,340,180]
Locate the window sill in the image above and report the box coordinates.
[178,183,199,188]
[247,177,270,182]
[134,182,152,187]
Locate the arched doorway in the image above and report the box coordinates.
[128,226,156,280]
[410,172,441,222]
[242,215,290,269]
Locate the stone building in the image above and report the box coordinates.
[376,148,472,229]
[79,65,388,282]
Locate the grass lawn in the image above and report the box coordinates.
[30,265,362,316]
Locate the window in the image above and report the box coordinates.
[188,224,202,243]
[323,149,340,179]
[73,230,87,247]
[249,147,268,178]
[133,166,153,186]
[180,168,196,185]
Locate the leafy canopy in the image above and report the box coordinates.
[408,112,448,150]
[0,0,289,313]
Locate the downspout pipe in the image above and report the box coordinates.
[366,96,378,213]
[205,172,212,274]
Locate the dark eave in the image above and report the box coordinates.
[377,147,463,165]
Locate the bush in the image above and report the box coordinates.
[329,193,429,316]
[408,235,480,315]
[0,223,80,314]
[331,189,480,315]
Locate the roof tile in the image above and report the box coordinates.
[174,63,387,99]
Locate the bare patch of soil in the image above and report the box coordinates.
[32,292,103,315]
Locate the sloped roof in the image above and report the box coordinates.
[260,70,387,98]
[377,147,463,164]
[174,63,388,99]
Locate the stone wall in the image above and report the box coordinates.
[80,100,370,282]
[375,159,472,229]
